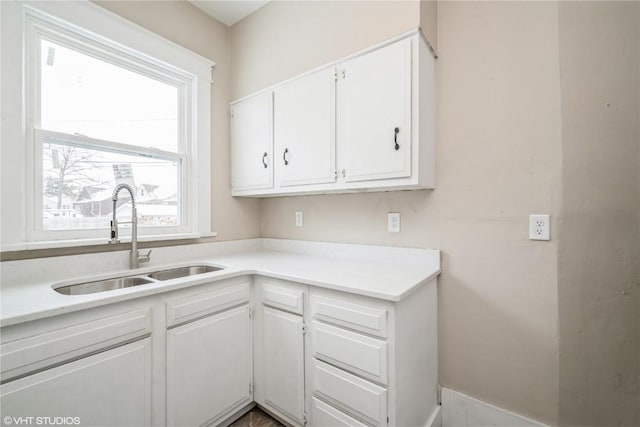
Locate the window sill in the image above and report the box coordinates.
[1,232,218,252]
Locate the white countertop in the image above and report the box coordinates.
[0,239,440,327]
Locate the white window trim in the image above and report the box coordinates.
[1,0,215,251]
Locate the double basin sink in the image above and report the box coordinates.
[54,265,223,296]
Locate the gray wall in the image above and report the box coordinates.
[557,2,640,425]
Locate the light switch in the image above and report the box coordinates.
[388,213,400,233]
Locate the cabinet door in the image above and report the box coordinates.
[166,305,252,427]
[340,38,412,182]
[263,306,306,424]
[0,339,152,426]
[231,92,273,191]
[274,67,336,187]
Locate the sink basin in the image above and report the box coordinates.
[53,264,224,295]
[146,265,222,281]
[55,276,156,295]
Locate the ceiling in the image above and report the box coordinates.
[189,1,270,26]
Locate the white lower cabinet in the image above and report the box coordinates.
[1,339,152,426]
[0,275,438,427]
[166,304,252,427]
[308,282,438,427]
[0,278,253,427]
[254,278,307,425]
[262,307,305,424]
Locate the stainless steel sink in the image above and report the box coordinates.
[53,264,224,295]
[146,265,222,281]
[55,276,156,295]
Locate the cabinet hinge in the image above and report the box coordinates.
[387,416,390,424]
[341,168,346,178]
[248,306,253,318]
[249,382,253,394]
[302,324,307,335]
[230,109,234,118]
[333,170,337,179]
[341,69,346,79]
[303,412,308,424]
[334,70,338,81]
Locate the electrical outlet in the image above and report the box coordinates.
[388,212,400,233]
[529,214,550,240]
[295,211,303,227]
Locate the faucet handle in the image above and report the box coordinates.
[138,249,152,263]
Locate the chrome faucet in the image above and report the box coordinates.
[109,183,152,269]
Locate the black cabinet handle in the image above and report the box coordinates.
[283,148,289,165]
[262,152,268,168]
[394,127,400,151]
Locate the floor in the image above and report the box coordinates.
[230,407,283,427]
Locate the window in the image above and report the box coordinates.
[40,133,181,230]
[1,2,214,249]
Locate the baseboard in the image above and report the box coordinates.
[426,404,442,427]
[441,388,548,427]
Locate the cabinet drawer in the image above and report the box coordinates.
[312,321,388,385]
[262,283,304,315]
[311,397,368,427]
[312,359,387,426]
[166,279,250,327]
[1,308,151,382]
[311,295,388,338]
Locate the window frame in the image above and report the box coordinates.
[1,1,214,250]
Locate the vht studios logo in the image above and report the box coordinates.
[3,416,81,426]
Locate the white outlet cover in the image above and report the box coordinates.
[295,211,303,227]
[388,212,400,233]
[529,214,550,241]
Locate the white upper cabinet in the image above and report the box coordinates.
[275,67,336,187]
[340,38,412,182]
[231,31,435,197]
[231,91,274,191]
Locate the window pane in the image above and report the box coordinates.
[40,39,179,152]
[42,141,180,230]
